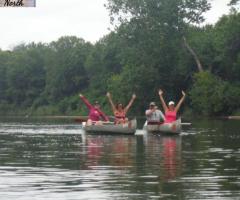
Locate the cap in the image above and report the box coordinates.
[149,102,156,106]
[94,101,99,105]
[168,101,175,105]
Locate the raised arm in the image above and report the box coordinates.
[124,94,136,113]
[106,92,116,113]
[158,90,168,112]
[79,94,92,110]
[175,91,186,113]
[97,108,109,121]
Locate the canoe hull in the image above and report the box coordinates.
[145,119,182,135]
[83,119,137,135]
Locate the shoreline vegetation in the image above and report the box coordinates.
[0,115,240,121]
[0,1,239,117]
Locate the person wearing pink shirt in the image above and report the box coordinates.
[158,89,186,123]
[79,94,109,125]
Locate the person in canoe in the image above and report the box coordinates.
[158,89,186,123]
[145,102,165,124]
[106,92,136,124]
[79,94,109,125]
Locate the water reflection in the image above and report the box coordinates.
[84,135,135,169]
[162,136,182,181]
[83,133,182,182]
[143,134,182,182]
[0,119,240,200]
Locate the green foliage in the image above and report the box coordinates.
[0,51,9,102]
[0,2,239,117]
[230,0,239,4]
[106,0,211,28]
[57,95,80,115]
[212,12,240,82]
[45,36,91,102]
[190,72,240,116]
[85,33,123,96]
[4,44,47,107]
[107,64,159,114]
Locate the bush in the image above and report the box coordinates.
[189,71,240,116]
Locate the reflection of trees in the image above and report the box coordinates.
[110,138,132,166]
[145,135,182,182]
[85,135,135,169]
[126,134,183,197]
[0,133,85,169]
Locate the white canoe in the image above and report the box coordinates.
[144,119,182,134]
[82,119,137,135]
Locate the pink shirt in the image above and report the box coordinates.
[80,96,109,122]
[164,110,177,123]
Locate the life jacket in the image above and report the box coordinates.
[89,108,101,121]
[114,110,126,123]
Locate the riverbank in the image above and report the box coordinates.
[221,116,240,120]
[1,115,240,120]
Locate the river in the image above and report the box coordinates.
[0,118,239,200]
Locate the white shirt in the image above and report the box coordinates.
[145,109,165,122]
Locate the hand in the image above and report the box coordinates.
[182,90,186,97]
[106,92,111,98]
[79,93,83,98]
[151,106,157,111]
[132,94,136,99]
[159,89,163,96]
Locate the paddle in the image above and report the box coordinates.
[181,122,191,126]
[147,121,164,125]
[145,121,191,126]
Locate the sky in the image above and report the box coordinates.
[0,0,232,50]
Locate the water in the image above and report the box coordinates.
[0,118,239,200]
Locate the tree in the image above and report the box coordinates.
[85,33,123,87]
[229,0,240,6]
[4,43,47,107]
[104,0,211,103]
[106,0,210,27]
[45,36,91,102]
[0,50,11,102]
[211,12,240,82]
[190,71,240,116]
[106,0,211,71]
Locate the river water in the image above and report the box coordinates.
[0,118,239,200]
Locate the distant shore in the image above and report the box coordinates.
[222,116,240,120]
[1,115,240,120]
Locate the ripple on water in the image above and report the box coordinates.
[0,120,240,200]
[0,166,135,199]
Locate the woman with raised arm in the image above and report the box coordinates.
[158,89,186,123]
[79,94,109,125]
[106,92,136,124]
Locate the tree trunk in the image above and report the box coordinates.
[183,36,204,72]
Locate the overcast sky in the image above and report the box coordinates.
[0,0,231,50]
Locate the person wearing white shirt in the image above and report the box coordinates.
[145,102,165,122]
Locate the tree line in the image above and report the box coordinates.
[0,0,239,117]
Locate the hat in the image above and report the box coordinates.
[94,101,100,105]
[168,101,175,105]
[149,102,156,106]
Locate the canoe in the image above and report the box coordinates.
[82,119,137,135]
[144,119,182,134]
